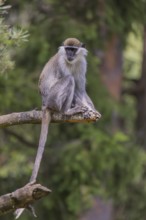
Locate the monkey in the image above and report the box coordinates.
[31,37,98,181]
[15,38,100,218]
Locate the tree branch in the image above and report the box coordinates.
[0,109,101,128]
[3,128,36,148]
[0,109,101,217]
[0,182,51,216]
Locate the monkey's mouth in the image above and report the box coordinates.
[67,56,74,62]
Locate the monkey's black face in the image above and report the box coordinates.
[65,46,78,62]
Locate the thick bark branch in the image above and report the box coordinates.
[0,109,101,128]
[0,183,51,216]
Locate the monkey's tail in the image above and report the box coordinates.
[14,108,51,219]
[30,107,51,182]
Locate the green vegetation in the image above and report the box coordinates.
[1,0,146,220]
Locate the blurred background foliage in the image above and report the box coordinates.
[1,0,146,220]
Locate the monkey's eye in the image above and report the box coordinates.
[65,46,78,53]
[71,48,77,52]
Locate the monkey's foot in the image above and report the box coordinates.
[80,106,89,113]
[64,106,88,116]
[82,108,101,120]
[64,106,101,122]
[94,110,102,118]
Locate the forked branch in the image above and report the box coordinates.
[0,182,51,216]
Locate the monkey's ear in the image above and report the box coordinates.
[81,43,86,48]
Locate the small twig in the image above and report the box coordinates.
[0,182,51,216]
[0,109,101,128]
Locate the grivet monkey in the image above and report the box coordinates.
[15,38,100,218]
[32,37,98,182]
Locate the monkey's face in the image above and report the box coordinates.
[58,38,88,64]
[64,46,78,62]
[58,45,88,63]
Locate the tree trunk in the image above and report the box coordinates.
[79,197,113,220]
[99,34,123,132]
[135,25,146,145]
[100,34,123,101]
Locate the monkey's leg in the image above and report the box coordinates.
[46,75,75,112]
[75,93,101,117]
[49,75,87,115]
[63,91,87,115]
[73,91,96,112]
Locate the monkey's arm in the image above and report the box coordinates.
[73,73,96,111]
[73,91,95,110]
[84,92,96,110]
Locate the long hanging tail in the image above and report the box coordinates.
[14,108,51,219]
[30,108,51,182]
